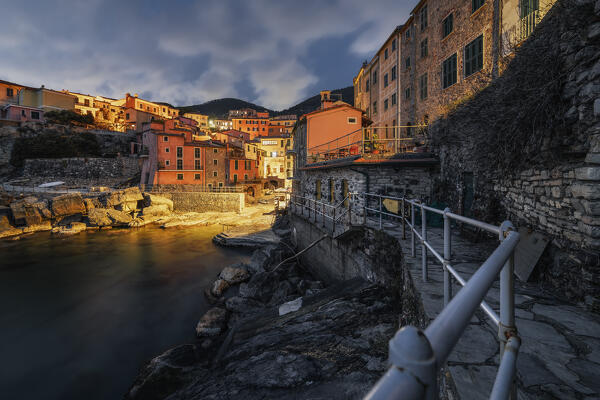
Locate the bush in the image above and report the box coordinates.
[44,110,94,126]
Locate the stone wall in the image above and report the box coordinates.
[429,0,600,307]
[157,192,244,213]
[23,157,140,182]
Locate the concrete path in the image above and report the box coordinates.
[372,219,600,400]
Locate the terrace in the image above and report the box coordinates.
[307,125,428,164]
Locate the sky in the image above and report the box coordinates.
[0,0,412,110]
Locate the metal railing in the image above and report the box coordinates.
[307,126,428,164]
[288,191,521,399]
[518,9,540,41]
[289,193,354,234]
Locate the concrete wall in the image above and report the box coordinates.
[158,192,244,213]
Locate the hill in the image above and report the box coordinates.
[178,86,354,119]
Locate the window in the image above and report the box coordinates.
[194,148,201,158]
[84,99,90,106]
[391,93,397,106]
[244,174,248,180]
[126,113,130,119]
[195,160,202,170]
[520,0,539,18]
[213,171,218,177]
[165,147,170,153]
[384,73,389,87]
[139,104,143,109]
[329,179,335,203]
[176,147,183,158]
[213,148,218,153]
[405,57,411,70]
[472,0,485,13]
[165,160,170,166]
[245,160,252,169]
[176,159,183,170]
[208,183,213,189]
[219,182,223,188]
[162,107,166,112]
[194,173,201,180]
[373,101,378,115]
[405,87,411,99]
[163,136,169,142]
[420,5,428,31]
[384,99,389,111]
[384,48,389,60]
[420,74,428,100]
[465,35,484,77]
[372,70,378,84]
[420,38,428,58]
[281,140,284,146]
[442,53,458,88]
[443,13,454,38]
[6,88,14,97]
[234,160,239,170]
[233,174,238,183]
[391,65,397,81]
[316,180,321,200]
[405,27,411,40]
[392,38,397,51]
[213,159,218,165]
[31,111,39,120]
[348,117,357,124]
[177,173,183,180]
[366,79,370,92]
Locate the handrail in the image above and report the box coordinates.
[289,191,521,399]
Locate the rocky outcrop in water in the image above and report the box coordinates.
[126,218,408,399]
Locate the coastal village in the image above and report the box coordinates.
[1,0,600,399]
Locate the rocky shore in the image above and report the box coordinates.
[0,187,275,239]
[126,217,413,399]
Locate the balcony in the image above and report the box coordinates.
[307,125,428,164]
[518,9,541,42]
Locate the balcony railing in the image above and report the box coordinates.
[518,9,540,41]
[307,125,428,164]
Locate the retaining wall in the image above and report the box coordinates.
[158,192,244,213]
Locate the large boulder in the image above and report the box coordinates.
[195,307,227,337]
[102,187,143,208]
[10,197,51,226]
[87,208,113,227]
[51,194,86,217]
[88,208,133,226]
[211,279,230,297]
[238,271,278,303]
[0,214,22,238]
[143,193,174,211]
[143,204,171,217]
[219,265,250,285]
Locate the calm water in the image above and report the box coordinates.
[0,226,251,400]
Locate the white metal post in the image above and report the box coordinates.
[379,196,383,230]
[421,203,428,282]
[411,202,416,257]
[499,221,517,400]
[443,208,452,306]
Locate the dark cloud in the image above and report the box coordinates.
[0,0,411,109]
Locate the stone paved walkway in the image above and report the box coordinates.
[370,218,600,400]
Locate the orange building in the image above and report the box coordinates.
[303,91,366,161]
[232,116,270,139]
[0,80,24,105]
[139,119,227,187]
[227,144,260,184]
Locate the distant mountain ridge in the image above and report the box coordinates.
[178,86,353,119]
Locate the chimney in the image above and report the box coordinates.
[320,90,333,109]
[134,93,139,98]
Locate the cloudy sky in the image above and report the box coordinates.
[0,0,412,110]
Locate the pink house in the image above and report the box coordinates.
[0,104,44,122]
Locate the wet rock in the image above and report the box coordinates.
[211,279,230,297]
[116,201,139,213]
[143,193,174,211]
[51,222,87,236]
[51,193,86,217]
[278,297,302,316]
[247,245,276,273]
[83,198,96,212]
[106,208,133,225]
[143,204,171,217]
[269,280,294,305]
[195,307,227,337]
[231,350,317,388]
[10,197,50,226]
[238,271,278,303]
[225,296,264,314]
[219,266,250,285]
[0,214,21,238]
[297,280,324,295]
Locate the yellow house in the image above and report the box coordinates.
[0,79,24,105]
[257,135,294,187]
[183,112,209,129]
[19,85,76,112]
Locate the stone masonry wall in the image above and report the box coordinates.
[158,192,244,213]
[430,0,600,308]
[23,157,140,181]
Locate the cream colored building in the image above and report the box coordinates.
[257,135,294,188]
[183,112,209,129]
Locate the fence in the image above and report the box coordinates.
[307,125,428,164]
[139,184,244,193]
[289,192,521,399]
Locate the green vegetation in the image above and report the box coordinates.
[10,130,101,167]
[44,110,94,126]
